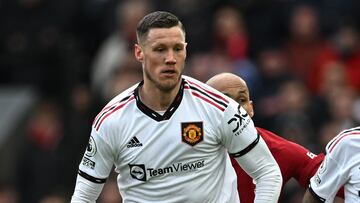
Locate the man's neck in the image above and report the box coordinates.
[139,82,181,111]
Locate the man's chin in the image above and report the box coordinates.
[157,79,180,92]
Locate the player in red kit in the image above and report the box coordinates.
[206,72,344,203]
[232,127,324,203]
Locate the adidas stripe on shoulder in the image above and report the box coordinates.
[326,127,360,153]
[183,77,229,112]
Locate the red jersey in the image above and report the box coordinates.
[231,127,325,203]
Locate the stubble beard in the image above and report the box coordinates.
[144,68,182,92]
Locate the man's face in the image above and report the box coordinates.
[135,26,187,92]
[221,84,254,118]
[207,75,254,118]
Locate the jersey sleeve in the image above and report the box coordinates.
[309,142,349,202]
[219,101,258,155]
[78,126,115,184]
[218,102,282,202]
[297,152,325,187]
[255,127,325,188]
[72,123,117,202]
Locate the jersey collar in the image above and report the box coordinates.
[134,79,185,121]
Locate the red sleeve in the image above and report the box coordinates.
[255,127,322,187]
[295,152,344,198]
[296,153,324,187]
[232,127,344,202]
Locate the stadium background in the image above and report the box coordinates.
[0,0,359,202]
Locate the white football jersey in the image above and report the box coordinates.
[78,75,259,202]
[309,126,360,203]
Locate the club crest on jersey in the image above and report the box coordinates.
[85,136,97,157]
[181,122,203,146]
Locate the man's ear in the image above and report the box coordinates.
[249,100,254,118]
[134,44,143,62]
[184,42,188,59]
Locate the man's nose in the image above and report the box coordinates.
[165,50,176,64]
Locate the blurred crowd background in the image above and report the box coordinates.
[0,0,359,202]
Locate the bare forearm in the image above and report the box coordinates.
[302,189,323,203]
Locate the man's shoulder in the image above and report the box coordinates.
[326,126,360,155]
[256,127,287,144]
[182,75,232,113]
[256,127,311,159]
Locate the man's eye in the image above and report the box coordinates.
[174,46,183,51]
[239,99,246,103]
[155,47,165,52]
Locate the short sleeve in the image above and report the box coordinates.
[296,152,325,187]
[78,127,115,184]
[219,101,258,155]
[309,148,348,202]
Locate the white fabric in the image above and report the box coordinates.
[309,126,360,203]
[234,137,282,202]
[72,75,281,202]
[71,175,104,203]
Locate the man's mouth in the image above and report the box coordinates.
[161,69,177,76]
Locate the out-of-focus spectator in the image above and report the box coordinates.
[307,61,348,135]
[318,61,349,95]
[253,47,292,129]
[16,99,64,203]
[0,0,90,98]
[318,121,342,150]
[212,5,259,94]
[0,184,18,203]
[315,85,359,151]
[91,0,151,100]
[212,5,248,60]
[284,4,329,85]
[273,80,314,146]
[239,0,289,57]
[59,84,96,197]
[39,193,66,203]
[313,61,358,128]
[154,0,215,54]
[105,64,143,101]
[185,53,233,83]
[327,87,359,130]
[309,23,360,93]
[186,5,258,89]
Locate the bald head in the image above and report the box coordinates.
[206,73,247,93]
[206,73,254,117]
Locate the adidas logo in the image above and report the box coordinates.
[127,136,143,148]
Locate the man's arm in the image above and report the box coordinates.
[71,175,105,202]
[303,187,325,203]
[257,128,344,199]
[232,136,283,202]
[71,128,115,202]
[221,102,282,202]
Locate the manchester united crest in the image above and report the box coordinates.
[181,122,203,146]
